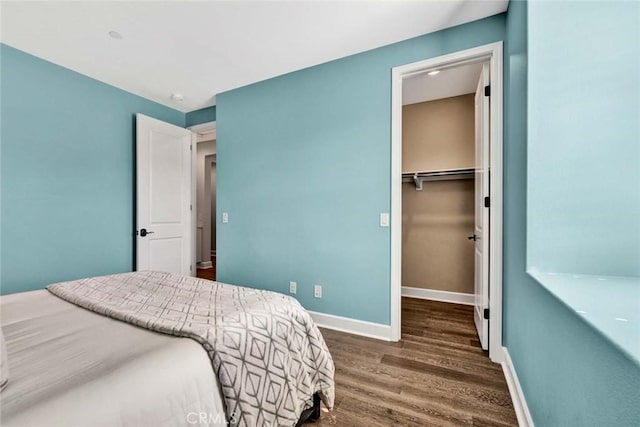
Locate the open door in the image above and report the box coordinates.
[136,114,193,275]
[473,63,490,350]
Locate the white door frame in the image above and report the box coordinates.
[390,42,504,363]
[203,154,217,259]
[187,121,217,275]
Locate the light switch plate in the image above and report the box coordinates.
[314,285,322,299]
[222,212,229,224]
[380,213,390,227]
[289,281,297,294]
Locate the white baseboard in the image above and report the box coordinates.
[197,261,213,269]
[501,347,535,427]
[308,310,392,341]
[402,286,474,305]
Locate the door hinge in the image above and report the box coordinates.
[484,196,490,208]
[190,265,193,271]
[190,144,193,151]
[484,85,491,97]
[483,308,490,320]
[190,204,193,211]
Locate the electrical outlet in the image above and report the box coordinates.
[314,285,322,299]
[289,281,297,294]
[222,212,229,224]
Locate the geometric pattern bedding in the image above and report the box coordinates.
[48,271,335,427]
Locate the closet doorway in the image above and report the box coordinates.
[390,43,503,363]
[189,122,217,281]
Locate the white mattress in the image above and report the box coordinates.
[0,290,226,427]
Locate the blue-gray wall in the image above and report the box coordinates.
[217,15,505,324]
[503,2,640,426]
[0,44,185,294]
[215,14,506,325]
[527,0,640,276]
[186,105,216,127]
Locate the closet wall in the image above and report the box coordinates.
[402,94,475,294]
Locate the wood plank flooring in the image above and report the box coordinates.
[196,256,216,281]
[314,298,517,427]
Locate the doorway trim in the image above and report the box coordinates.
[390,42,504,363]
[203,154,217,262]
[187,121,217,276]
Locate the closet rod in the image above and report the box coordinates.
[402,168,474,190]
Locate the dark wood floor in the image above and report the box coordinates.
[195,267,516,426]
[196,255,216,281]
[314,298,517,427]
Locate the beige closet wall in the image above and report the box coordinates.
[403,94,475,172]
[402,94,475,294]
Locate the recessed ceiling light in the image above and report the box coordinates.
[427,70,440,76]
[170,93,185,102]
[108,30,123,40]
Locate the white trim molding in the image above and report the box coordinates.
[188,121,216,142]
[390,42,504,364]
[190,133,198,276]
[198,261,213,269]
[402,286,474,305]
[501,347,535,427]
[308,311,392,341]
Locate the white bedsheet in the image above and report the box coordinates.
[0,290,226,427]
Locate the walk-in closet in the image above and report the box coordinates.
[400,61,489,350]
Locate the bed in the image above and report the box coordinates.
[0,271,335,427]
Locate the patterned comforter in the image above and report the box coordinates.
[47,271,335,427]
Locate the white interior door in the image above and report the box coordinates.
[473,63,490,350]
[136,114,193,275]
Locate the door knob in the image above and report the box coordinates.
[139,228,154,237]
[467,234,477,241]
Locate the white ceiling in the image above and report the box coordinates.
[403,61,483,105]
[0,1,507,112]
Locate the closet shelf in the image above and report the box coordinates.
[402,168,475,190]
